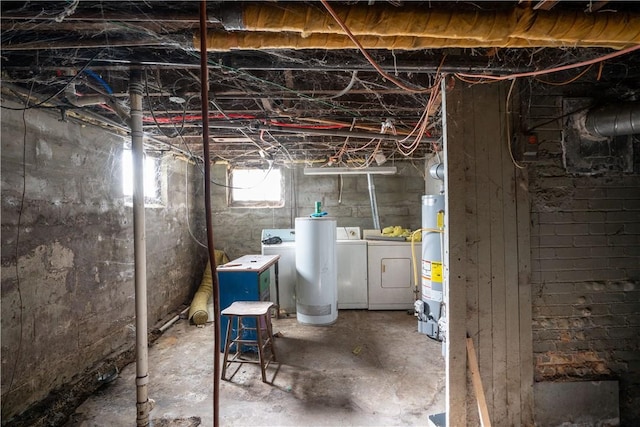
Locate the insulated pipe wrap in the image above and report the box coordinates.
[207,3,640,49]
[239,3,512,40]
[197,31,636,51]
[514,8,640,46]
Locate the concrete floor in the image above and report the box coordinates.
[66,310,445,426]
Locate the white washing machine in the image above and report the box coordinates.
[336,227,368,309]
[366,237,417,310]
[261,229,297,315]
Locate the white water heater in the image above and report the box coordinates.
[295,217,338,325]
[417,194,445,339]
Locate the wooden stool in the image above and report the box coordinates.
[221,301,277,383]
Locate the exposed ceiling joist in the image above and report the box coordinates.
[2,1,639,167]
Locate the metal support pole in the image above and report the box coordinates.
[130,69,150,427]
[199,2,221,427]
[367,173,381,230]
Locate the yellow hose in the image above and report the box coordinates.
[189,250,229,325]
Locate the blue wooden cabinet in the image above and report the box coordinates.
[217,254,279,352]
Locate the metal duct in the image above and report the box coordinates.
[201,3,640,50]
[585,103,640,137]
[429,163,445,181]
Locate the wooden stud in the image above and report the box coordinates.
[443,76,468,427]
[467,336,493,427]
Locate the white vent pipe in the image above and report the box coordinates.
[65,82,109,107]
[129,69,151,427]
[367,173,381,230]
[65,81,130,121]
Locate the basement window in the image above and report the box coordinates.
[229,167,284,208]
[122,149,163,206]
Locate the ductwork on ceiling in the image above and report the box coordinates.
[196,3,640,51]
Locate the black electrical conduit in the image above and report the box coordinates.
[199,2,221,427]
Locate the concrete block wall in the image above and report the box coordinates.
[525,86,640,424]
[210,162,425,260]
[1,104,207,423]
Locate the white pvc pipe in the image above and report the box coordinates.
[367,173,381,230]
[129,70,150,427]
[158,306,191,333]
[65,82,109,107]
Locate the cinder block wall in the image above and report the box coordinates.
[0,104,207,422]
[210,162,425,260]
[525,86,640,424]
